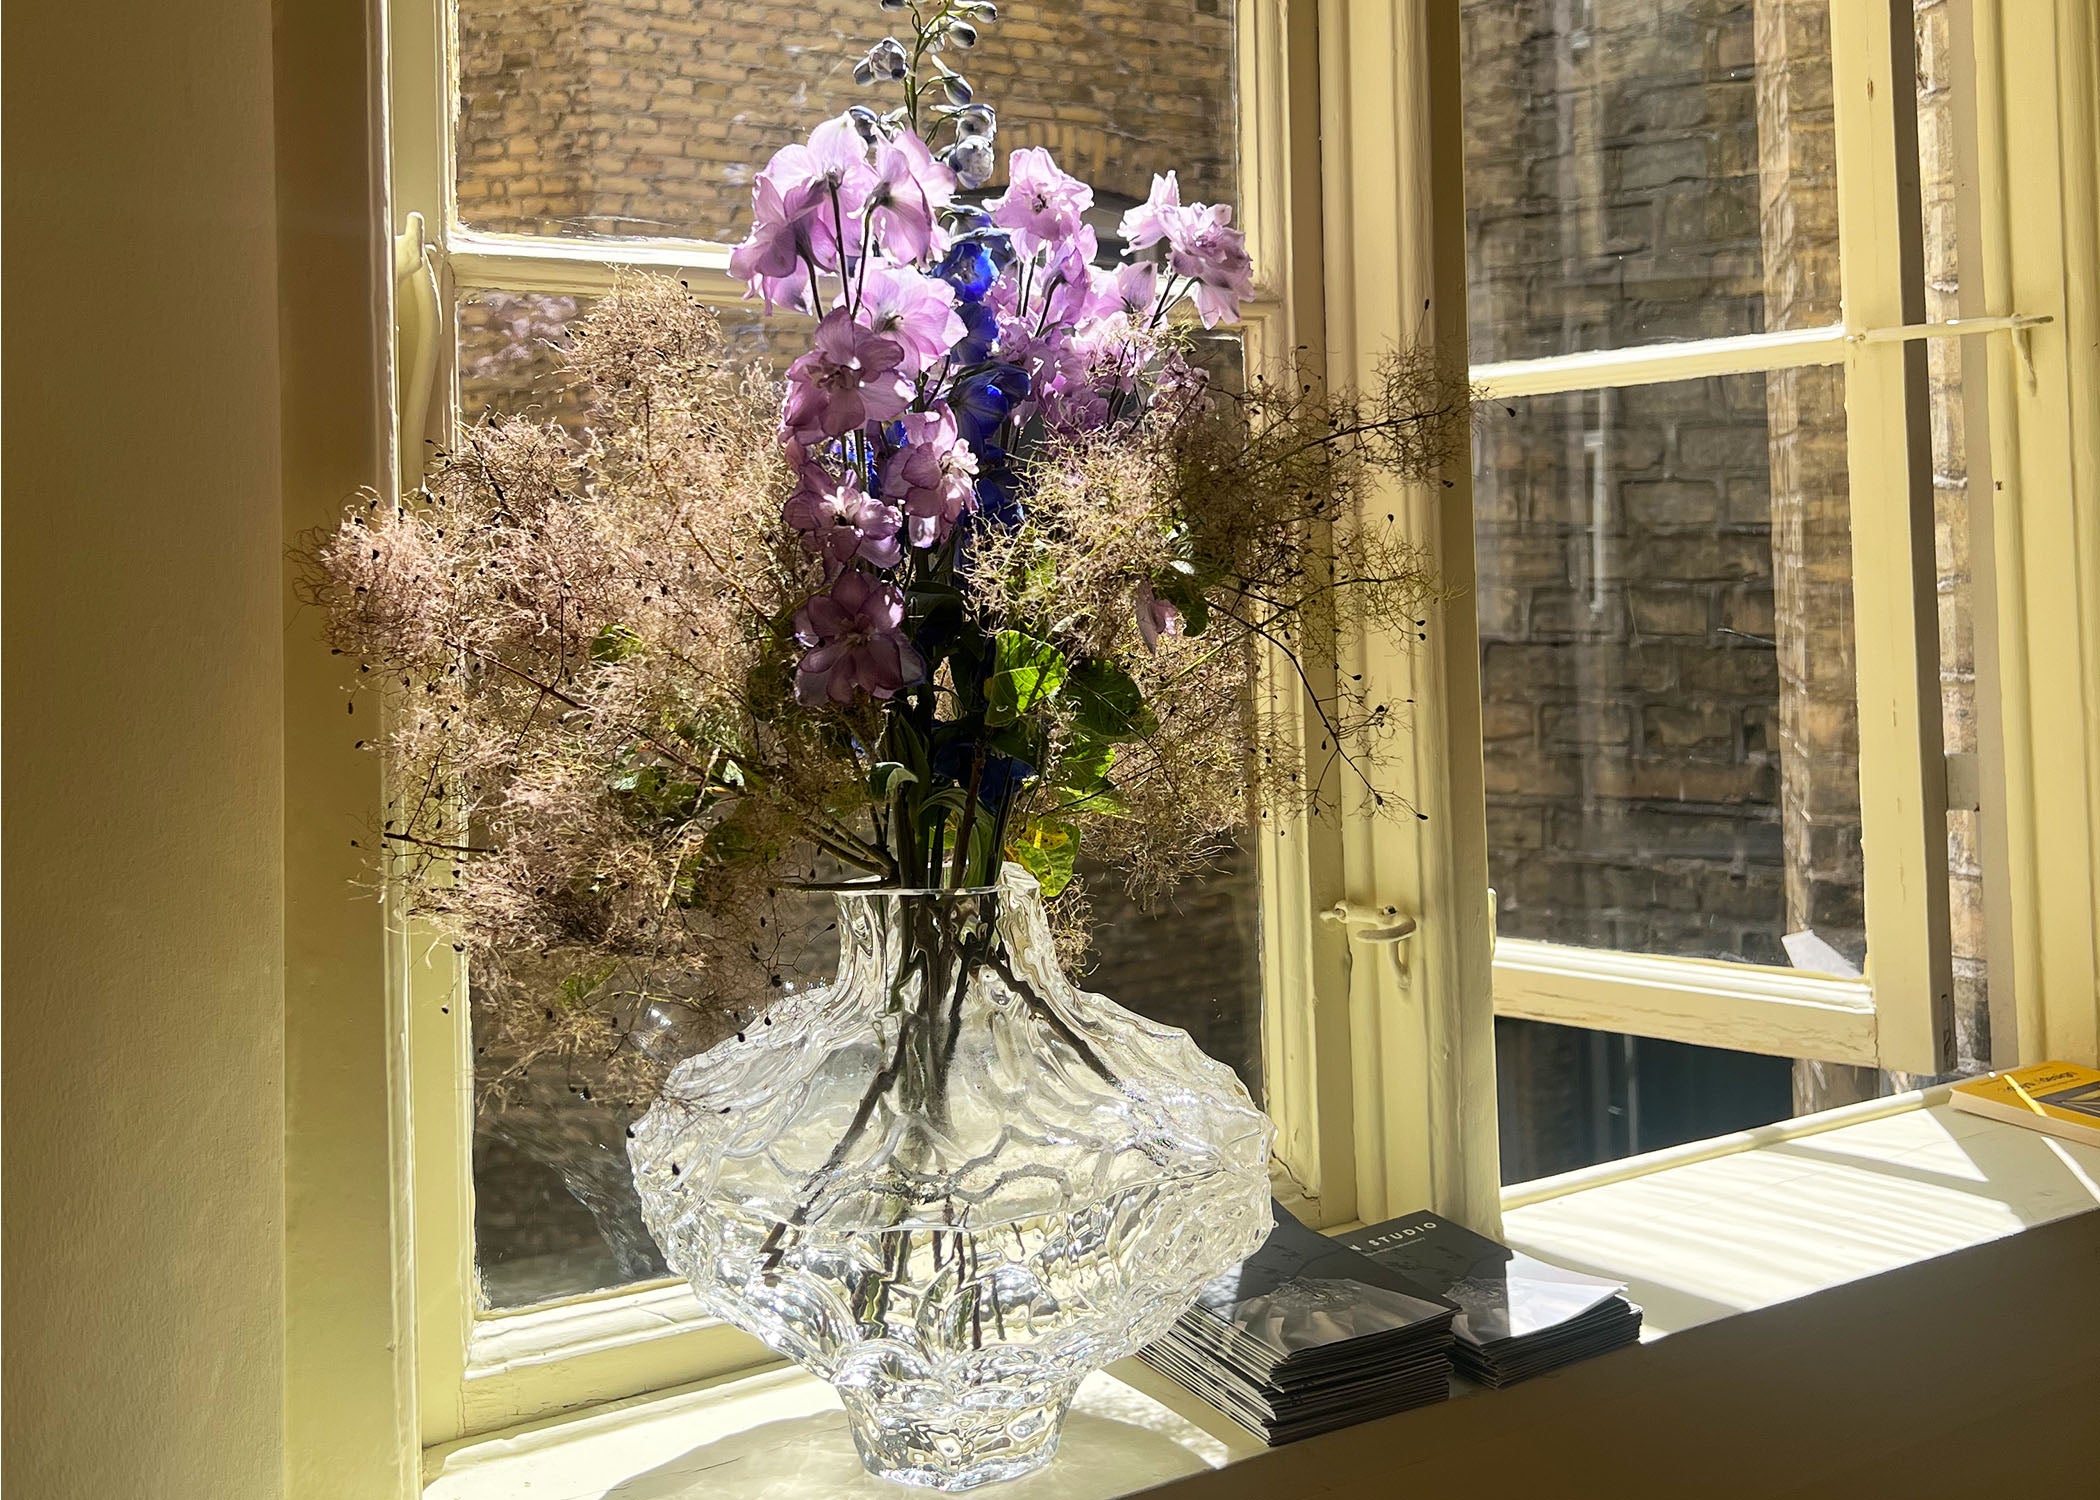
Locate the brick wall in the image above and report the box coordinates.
[1464,0,1809,966]
[455,0,1236,242]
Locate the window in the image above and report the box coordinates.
[393,0,2096,1458]
[397,0,1314,1446]
[1454,0,2011,1181]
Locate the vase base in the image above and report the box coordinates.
[840,1384,1072,1491]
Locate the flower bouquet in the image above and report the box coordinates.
[308,2,1469,1486]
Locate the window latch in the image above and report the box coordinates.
[394,210,443,487]
[1851,312,2052,388]
[1323,901,1418,993]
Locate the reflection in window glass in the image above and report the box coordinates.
[454,0,1238,248]
[1474,372,1864,971]
[1459,0,1840,362]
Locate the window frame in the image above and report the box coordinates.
[394,0,1378,1449]
[383,0,2100,1464]
[1462,0,2017,1079]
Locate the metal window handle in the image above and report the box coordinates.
[394,211,442,488]
[1323,901,1418,992]
[1851,312,2051,388]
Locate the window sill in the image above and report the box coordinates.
[423,1095,2100,1500]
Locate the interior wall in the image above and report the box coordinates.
[2,0,287,1496]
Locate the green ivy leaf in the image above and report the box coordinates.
[590,623,645,664]
[1066,660,1157,741]
[1056,733,1115,792]
[1051,782,1129,820]
[985,630,1068,728]
[1006,818,1079,898]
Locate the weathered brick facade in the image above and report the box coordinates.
[454,0,1236,242]
[1464,0,1818,968]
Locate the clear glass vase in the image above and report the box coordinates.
[629,863,1273,1490]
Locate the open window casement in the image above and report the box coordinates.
[1459,0,2093,1096]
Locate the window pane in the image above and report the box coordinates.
[455,0,1239,249]
[1475,371,1864,971]
[1496,1017,1794,1182]
[1460,0,1840,363]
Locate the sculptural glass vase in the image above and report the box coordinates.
[629,863,1272,1491]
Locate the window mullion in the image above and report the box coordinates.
[1313,0,1501,1236]
[1831,0,1957,1074]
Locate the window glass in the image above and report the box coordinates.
[454,0,1239,250]
[1475,372,1865,971]
[1460,0,1841,363]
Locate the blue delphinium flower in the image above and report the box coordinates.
[950,364,1029,448]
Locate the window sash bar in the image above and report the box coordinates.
[1471,325,1849,399]
[1492,937,1879,1066]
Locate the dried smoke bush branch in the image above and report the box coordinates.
[301,258,1472,1102]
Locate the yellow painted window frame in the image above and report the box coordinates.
[348,0,2100,1470]
[392,0,1491,1453]
[1466,0,2073,1081]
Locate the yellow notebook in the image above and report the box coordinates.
[1948,1061,2100,1149]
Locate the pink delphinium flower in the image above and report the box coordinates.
[866,130,957,264]
[1164,203,1254,328]
[1118,170,1253,328]
[728,174,821,310]
[729,115,874,304]
[1119,172,1184,252]
[793,569,925,705]
[784,467,904,570]
[1109,260,1159,320]
[989,146,1095,257]
[852,263,965,375]
[1035,226,1113,327]
[880,407,981,546]
[1000,323,1093,432]
[1134,579,1184,653]
[783,309,913,439]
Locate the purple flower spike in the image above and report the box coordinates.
[793,569,926,705]
[852,263,965,376]
[989,146,1095,257]
[784,467,904,570]
[784,309,913,439]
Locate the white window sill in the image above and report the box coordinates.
[423,1095,2100,1500]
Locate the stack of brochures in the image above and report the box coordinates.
[1137,1202,1458,1444]
[1340,1211,1643,1388]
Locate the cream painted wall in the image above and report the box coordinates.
[3,0,288,1495]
